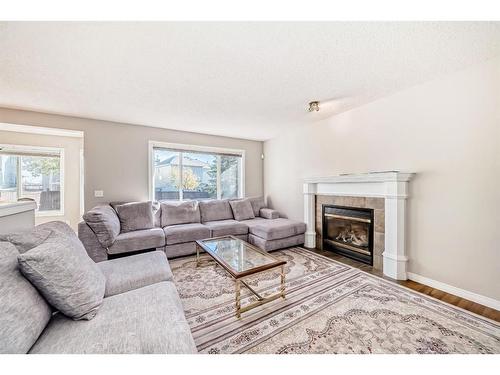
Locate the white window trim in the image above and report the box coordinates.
[0,143,65,217]
[148,140,245,201]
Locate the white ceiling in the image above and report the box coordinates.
[1,22,500,141]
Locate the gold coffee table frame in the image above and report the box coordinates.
[196,236,286,318]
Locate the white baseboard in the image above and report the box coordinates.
[407,272,500,311]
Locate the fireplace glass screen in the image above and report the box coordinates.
[322,205,374,265]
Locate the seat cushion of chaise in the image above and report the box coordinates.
[247,218,306,241]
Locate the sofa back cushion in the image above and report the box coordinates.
[161,201,200,227]
[229,199,255,221]
[115,201,154,233]
[198,199,234,222]
[83,205,120,248]
[18,226,106,321]
[112,201,161,227]
[248,197,266,217]
[0,241,52,353]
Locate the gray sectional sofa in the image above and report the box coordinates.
[79,197,306,262]
[0,221,197,354]
[1,198,306,354]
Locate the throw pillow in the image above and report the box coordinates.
[248,196,266,217]
[229,199,255,221]
[115,201,154,232]
[161,200,200,227]
[17,231,106,320]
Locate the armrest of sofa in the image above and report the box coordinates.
[97,251,173,297]
[78,221,108,262]
[260,208,279,219]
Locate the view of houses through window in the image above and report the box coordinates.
[152,146,242,201]
[0,147,63,213]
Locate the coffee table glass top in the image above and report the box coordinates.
[198,236,285,277]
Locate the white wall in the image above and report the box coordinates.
[0,109,264,210]
[264,57,500,301]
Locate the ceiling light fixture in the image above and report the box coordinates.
[308,101,320,112]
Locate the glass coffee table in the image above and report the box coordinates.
[196,235,286,318]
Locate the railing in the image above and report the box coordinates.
[155,190,211,201]
[0,189,17,202]
[0,188,60,211]
[39,190,60,211]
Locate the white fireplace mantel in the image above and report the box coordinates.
[303,172,415,280]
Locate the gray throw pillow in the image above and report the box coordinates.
[83,205,121,247]
[161,201,201,227]
[115,201,154,232]
[17,231,106,320]
[248,196,266,217]
[0,241,52,353]
[198,199,233,222]
[229,199,255,221]
[0,227,52,253]
[111,201,161,227]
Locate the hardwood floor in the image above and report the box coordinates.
[310,248,500,322]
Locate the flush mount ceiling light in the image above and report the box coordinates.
[308,101,320,112]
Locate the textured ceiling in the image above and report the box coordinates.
[1,22,500,141]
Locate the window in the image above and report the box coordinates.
[0,145,64,215]
[150,142,244,201]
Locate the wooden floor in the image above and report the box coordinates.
[311,248,500,322]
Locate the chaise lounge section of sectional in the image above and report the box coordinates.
[79,197,306,262]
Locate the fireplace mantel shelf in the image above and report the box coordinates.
[303,171,415,281]
[304,171,414,184]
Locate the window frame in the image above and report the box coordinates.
[0,143,65,217]
[148,141,245,201]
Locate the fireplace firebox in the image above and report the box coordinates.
[322,205,374,265]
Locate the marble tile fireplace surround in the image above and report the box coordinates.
[303,172,414,280]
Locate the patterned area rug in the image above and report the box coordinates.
[170,247,500,354]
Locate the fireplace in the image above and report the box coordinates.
[322,205,374,265]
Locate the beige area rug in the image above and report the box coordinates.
[170,247,500,354]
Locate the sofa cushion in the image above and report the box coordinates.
[161,200,200,227]
[111,201,162,227]
[241,217,267,228]
[164,223,210,245]
[0,227,52,253]
[248,196,266,217]
[229,199,255,221]
[199,199,233,222]
[107,228,165,255]
[115,201,154,233]
[203,219,249,237]
[248,218,306,241]
[18,230,106,321]
[248,233,305,252]
[98,251,173,297]
[29,282,197,354]
[164,242,197,259]
[0,241,52,354]
[259,208,280,220]
[83,205,121,248]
